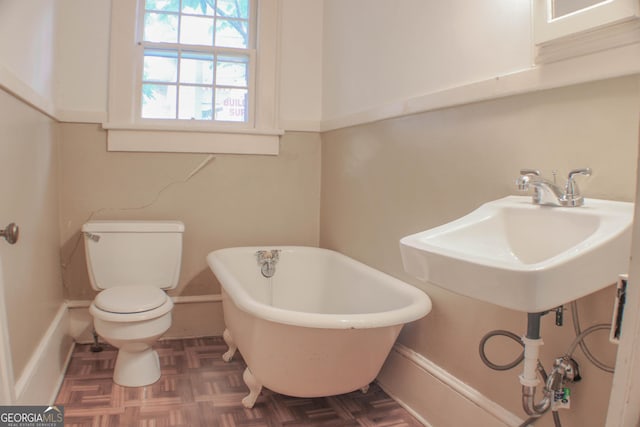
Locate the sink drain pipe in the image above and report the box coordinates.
[520,313,552,417]
[481,305,606,427]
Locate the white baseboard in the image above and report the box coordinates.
[14,304,75,405]
[10,295,222,404]
[377,344,524,427]
[67,295,225,343]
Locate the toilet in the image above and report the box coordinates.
[82,220,185,387]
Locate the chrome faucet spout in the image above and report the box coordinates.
[517,175,565,206]
[256,249,280,278]
[516,168,591,207]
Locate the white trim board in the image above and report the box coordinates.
[13,304,74,405]
[0,265,15,404]
[0,65,57,120]
[66,294,222,309]
[605,136,640,426]
[377,344,524,427]
[10,296,222,404]
[4,36,640,137]
[320,42,640,133]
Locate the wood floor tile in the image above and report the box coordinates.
[55,337,422,427]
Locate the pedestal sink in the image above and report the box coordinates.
[400,196,633,312]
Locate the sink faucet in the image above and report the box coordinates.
[516,168,592,207]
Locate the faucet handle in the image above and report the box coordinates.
[563,168,592,206]
[519,169,541,177]
[567,168,592,180]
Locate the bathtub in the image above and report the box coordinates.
[206,246,432,408]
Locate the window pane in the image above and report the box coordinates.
[180,52,214,84]
[142,84,177,118]
[143,49,178,82]
[216,55,248,87]
[144,12,178,43]
[216,0,249,19]
[179,86,213,120]
[181,0,214,16]
[215,88,247,122]
[215,19,248,48]
[145,0,179,12]
[139,0,254,124]
[180,15,214,46]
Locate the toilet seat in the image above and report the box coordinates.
[90,285,173,323]
[95,285,168,313]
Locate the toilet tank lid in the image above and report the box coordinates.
[82,220,185,233]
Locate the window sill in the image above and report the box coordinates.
[102,122,283,155]
[535,17,640,64]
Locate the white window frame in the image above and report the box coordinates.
[533,0,640,64]
[104,0,282,155]
[137,4,255,126]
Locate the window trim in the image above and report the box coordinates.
[105,0,282,155]
[534,0,639,44]
[533,0,640,64]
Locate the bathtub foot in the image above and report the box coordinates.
[241,367,263,408]
[222,328,237,362]
[360,384,370,394]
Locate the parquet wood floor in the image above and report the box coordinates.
[55,336,423,427]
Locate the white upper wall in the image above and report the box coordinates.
[6,1,637,131]
[278,0,323,131]
[0,0,57,112]
[0,0,539,130]
[54,0,111,121]
[51,0,323,128]
[0,0,323,128]
[321,0,533,121]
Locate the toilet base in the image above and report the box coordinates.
[113,347,161,387]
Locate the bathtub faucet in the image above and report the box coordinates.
[256,249,280,278]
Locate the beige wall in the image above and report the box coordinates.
[0,88,64,380]
[58,124,321,304]
[320,76,640,426]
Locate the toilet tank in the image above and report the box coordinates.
[82,220,185,291]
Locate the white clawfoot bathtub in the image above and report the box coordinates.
[206,246,432,408]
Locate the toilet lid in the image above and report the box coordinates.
[94,285,168,314]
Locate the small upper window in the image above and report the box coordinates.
[106,0,280,154]
[140,0,253,123]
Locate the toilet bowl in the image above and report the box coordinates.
[82,220,184,387]
[89,285,174,386]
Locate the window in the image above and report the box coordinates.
[141,0,252,123]
[105,0,281,154]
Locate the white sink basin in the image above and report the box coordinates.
[400,196,633,312]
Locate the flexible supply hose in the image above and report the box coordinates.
[479,305,614,374]
[478,330,524,370]
[478,330,547,381]
[519,411,562,427]
[569,302,614,373]
[567,323,612,362]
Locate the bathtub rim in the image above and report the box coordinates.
[207,246,432,330]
